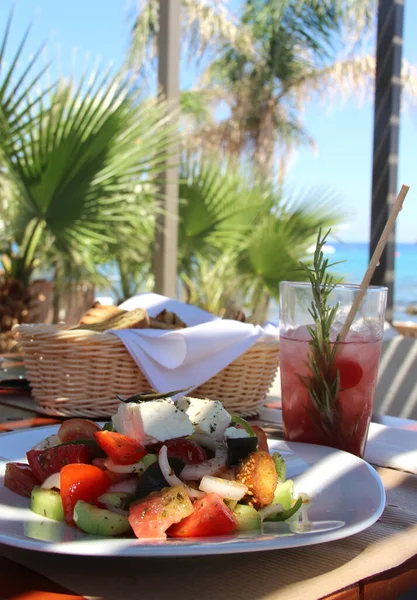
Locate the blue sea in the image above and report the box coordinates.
[268,242,417,324]
[98,242,417,323]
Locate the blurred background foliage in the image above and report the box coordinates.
[2,0,416,350]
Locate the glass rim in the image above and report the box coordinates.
[279,281,388,293]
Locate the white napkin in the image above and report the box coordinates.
[365,422,417,474]
[109,293,279,398]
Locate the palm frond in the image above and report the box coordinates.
[180,252,240,314]
[236,187,346,316]
[0,13,51,146]
[1,53,176,282]
[289,54,417,110]
[178,154,271,268]
[128,0,252,78]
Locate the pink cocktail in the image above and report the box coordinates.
[279,282,387,457]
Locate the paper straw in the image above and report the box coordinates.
[339,184,410,342]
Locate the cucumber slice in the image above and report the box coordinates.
[30,487,64,522]
[141,453,158,469]
[272,479,294,510]
[73,500,131,536]
[265,496,303,522]
[24,519,63,542]
[98,492,132,511]
[233,504,262,531]
[272,452,286,483]
[225,499,238,511]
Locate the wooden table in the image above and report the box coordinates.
[0,388,416,600]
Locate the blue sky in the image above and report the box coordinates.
[2,0,416,243]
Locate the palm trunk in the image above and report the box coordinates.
[252,291,271,325]
[254,97,276,179]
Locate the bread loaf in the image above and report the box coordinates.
[75,307,150,332]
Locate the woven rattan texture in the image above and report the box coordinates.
[14,324,280,418]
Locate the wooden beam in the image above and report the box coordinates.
[369,0,405,322]
[154,0,181,298]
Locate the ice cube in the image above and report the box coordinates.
[283,325,314,341]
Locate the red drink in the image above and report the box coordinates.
[280,326,383,457]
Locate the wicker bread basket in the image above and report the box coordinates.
[14,324,280,418]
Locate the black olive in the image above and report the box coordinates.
[135,458,185,499]
[227,436,258,466]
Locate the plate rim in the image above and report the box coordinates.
[0,425,386,557]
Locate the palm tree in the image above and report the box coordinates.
[236,188,345,321]
[131,1,417,182]
[128,0,253,82]
[130,1,373,164]
[198,0,374,177]
[0,18,174,351]
[177,154,345,318]
[197,0,417,180]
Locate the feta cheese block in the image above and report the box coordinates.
[112,399,193,444]
[177,397,232,440]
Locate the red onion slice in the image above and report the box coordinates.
[104,458,146,474]
[181,446,227,481]
[158,445,204,499]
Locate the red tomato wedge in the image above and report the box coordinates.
[58,419,102,443]
[60,464,110,524]
[168,493,238,538]
[4,463,39,497]
[147,438,207,464]
[94,431,147,465]
[128,485,193,539]
[27,444,95,483]
[332,358,363,390]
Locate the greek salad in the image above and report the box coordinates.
[4,395,309,539]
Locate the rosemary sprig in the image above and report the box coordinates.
[299,229,344,434]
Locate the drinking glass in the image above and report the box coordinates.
[279,282,387,457]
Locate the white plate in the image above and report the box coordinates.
[0,426,385,557]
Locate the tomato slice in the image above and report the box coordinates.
[4,463,40,497]
[332,358,363,389]
[58,419,102,443]
[168,493,238,538]
[27,444,95,483]
[94,431,148,465]
[128,485,193,539]
[147,438,207,464]
[60,464,110,524]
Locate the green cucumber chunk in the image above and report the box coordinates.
[98,492,132,511]
[272,452,286,483]
[272,479,294,510]
[225,499,238,511]
[30,487,64,522]
[233,504,262,531]
[141,453,158,469]
[73,500,131,536]
[265,496,303,522]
